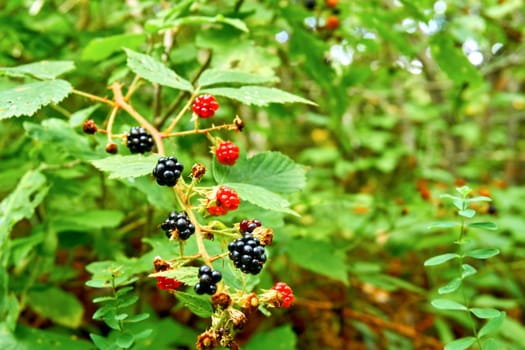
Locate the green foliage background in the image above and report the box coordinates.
[1,0,525,349]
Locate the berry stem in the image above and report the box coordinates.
[164,122,239,138]
[72,89,117,107]
[106,106,119,144]
[110,82,165,156]
[164,88,201,134]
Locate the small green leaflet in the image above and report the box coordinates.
[479,311,505,337]
[202,86,316,106]
[198,69,279,87]
[428,222,460,229]
[470,308,501,319]
[465,248,500,259]
[444,337,476,350]
[174,291,213,318]
[467,222,498,231]
[438,278,462,294]
[149,15,248,33]
[125,49,193,92]
[91,154,159,179]
[424,253,460,266]
[0,80,72,119]
[431,299,468,311]
[0,60,75,79]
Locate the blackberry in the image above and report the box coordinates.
[239,219,261,234]
[153,156,184,187]
[304,0,316,10]
[228,234,267,275]
[126,126,154,154]
[195,265,222,295]
[161,211,195,240]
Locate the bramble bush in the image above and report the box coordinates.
[1,0,525,349]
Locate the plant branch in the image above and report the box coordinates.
[72,89,117,107]
[110,82,165,156]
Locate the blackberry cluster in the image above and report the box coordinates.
[153,156,184,186]
[126,126,154,154]
[161,211,195,240]
[228,234,267,275]
[195,265,222,295]
[239,219,261,234]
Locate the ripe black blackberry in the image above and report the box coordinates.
[126,126,154,154]
[228,234,267,275]
[161,211,195,240]
[195,265,222,295]
[239,219,261,234]
[153,156,184,186]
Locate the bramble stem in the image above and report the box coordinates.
[164,122,238,138]
[164,87,201,134]
[72,89,117,107]
[106,106,119,144]
[110,82,165,156]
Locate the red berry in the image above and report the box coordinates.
[215,141,240,166]
[325,0,338,6]
[192,94,219,118]
[216,186,240,211]
[207,205,228,216]
[272,282,294,308]
[325,15,340,30]
[156,276,183,290]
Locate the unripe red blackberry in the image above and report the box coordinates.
[192,94,219,118]
[215,141,240,166]
[126,126,154,154]
[105,143,118,154]
[239,219,261,234]
[153,156,184,187]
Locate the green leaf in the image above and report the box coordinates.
[479,311,506,337]
[458,209,476,218]
[0,325,93,350]
[124,313,150,323]
[198,69,279,87]
[0,60,75,79]
[244,325,297,350]
[125,49,193,91]
[467,222,498,231]
[0,80,72,119]
[0,170,47,246]
[431,299,468,311]
[427,222,460,229]
[116,332,135,349]
[470,308,501,319]
[27,286,84,328]
[117,294,139,308]
[438,278,462,294]
[50,210,125,231]
[482,338,500,350]
[465,248,500,259]
[424,253,460,266]
[174,291,213,318]
[82,33,146,61]
[444,337,476,350]
[461,264,477,279]
[431,34,483,86]
[202,86,316,106]
[226,183,298,216]
[287,238,348,285]
[150,266,199,285]
[91,154,159,179]
[90,333,120,350]
[24,118,98,160]
[214,151,306,193]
